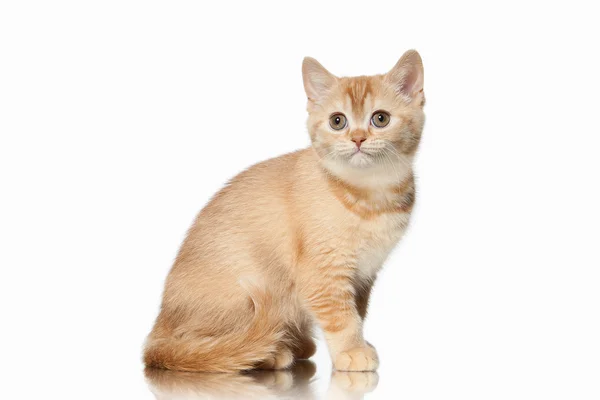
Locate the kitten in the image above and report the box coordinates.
[144,50,425,372]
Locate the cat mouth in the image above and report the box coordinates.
[351,149,371,157]
[346,150,375,167]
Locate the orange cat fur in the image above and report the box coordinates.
[144,50,425,372]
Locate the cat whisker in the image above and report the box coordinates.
[381,148,402,184]
[321,148,341,160]
[382,142,411,170]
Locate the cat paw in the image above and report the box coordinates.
[292,337,317,360]
[334,345,379,371]
[257,347,295,370]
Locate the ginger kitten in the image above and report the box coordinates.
[144,50,425,372]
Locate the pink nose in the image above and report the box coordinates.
[353,137,366,148]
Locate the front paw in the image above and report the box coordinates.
[334,345,379,371]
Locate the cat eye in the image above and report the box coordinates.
[329,113,347,130]
[371,111,390,128]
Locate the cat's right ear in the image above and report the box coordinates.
[385,50,425,106]
[302,57,336,105]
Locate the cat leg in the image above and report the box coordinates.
[354,278,375,320]
[288,315,317,360]
[302,264,379,372]
[255,291,301,370]
[257,314,316,368]
[293,334,317,360]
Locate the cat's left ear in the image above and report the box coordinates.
[386,50,425,106]
[302,57,337,104]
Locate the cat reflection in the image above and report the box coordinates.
[145,361,378,400]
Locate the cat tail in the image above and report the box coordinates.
[143,285,286,372]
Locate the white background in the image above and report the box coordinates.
[1,1,599,399]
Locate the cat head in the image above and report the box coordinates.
[302,50,425,184]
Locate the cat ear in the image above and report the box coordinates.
[386,50,424,105]
[302,57,336,103]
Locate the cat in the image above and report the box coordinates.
[144,50,425,372]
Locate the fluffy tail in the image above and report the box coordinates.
[143,288,285,372]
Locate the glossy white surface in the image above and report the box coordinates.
[1,1,599,399]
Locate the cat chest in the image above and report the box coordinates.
[354,213,410,278]
[301,209,410,278]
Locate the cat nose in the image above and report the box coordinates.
[350,130,367,148]
[352,137,366,148]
